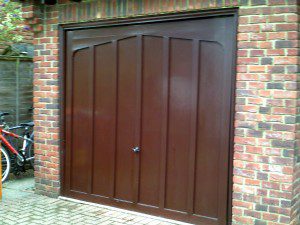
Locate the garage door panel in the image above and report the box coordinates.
[139,36,164,207]
[64,15,236,224]
[165,38,193,212]
[194,42,225,219]
[92,42,117,197]
[115,37,138,202]
[71,48,93,193]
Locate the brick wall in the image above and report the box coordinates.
[24,0,299,224]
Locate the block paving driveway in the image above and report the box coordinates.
[0,178,187,225]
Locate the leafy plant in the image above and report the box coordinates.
[0,0,26,45]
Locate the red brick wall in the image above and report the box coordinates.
[24,1,299,224]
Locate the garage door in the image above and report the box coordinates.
[63,12,236,225]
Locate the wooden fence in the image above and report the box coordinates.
[0,56,33,126]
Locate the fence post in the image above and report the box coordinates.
[16,58,20,126]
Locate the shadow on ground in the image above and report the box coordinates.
[2,177,35,201]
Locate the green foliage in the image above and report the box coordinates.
[0,0,25,45]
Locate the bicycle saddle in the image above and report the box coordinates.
[0,112,9,117]
[20,122,34,127]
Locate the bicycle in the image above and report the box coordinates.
[1,112,34,182]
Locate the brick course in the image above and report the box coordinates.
[23,0,299,224]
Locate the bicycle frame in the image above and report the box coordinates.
[0,127,31,163]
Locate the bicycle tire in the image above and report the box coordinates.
[23,131,34,168]
[1,147,11,182]
[27,138,34,168]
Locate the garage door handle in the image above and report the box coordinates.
[132,147,140,153]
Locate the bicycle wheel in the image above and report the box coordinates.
[1,147,11,182]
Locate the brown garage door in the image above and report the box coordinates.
[62,11,236,225]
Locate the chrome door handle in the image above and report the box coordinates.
[132,146,140,153]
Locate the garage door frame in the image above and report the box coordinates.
[59,8,238,224]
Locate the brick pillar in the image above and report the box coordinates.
[233,3,299,224]
[23,1,60,197]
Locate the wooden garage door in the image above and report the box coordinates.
[63,12,236,225]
